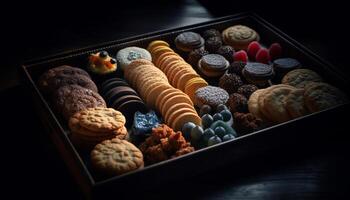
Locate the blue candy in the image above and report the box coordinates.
[132,111,160,136]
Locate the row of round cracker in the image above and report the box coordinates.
[124,58,201,131]
[147,40,208,101]
[248,83,348,123]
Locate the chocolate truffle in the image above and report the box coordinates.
[227,61,246,76]
[202,29,221,40]
[205,36,222,53]
[219,73,243,94]
[227,93,248,113]
[237,84,258,99]
[233,112,262,135]
[187,48,209,68]
[217,45,235,63]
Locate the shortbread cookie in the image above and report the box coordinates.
[281,69,323,88]
[76,107,126,132]
[222,25,260,50]
[263,85,295,123]
[248,89,266,120]
[91,138,144,175]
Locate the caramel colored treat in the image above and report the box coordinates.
[219,73,243,94]
[227,93,248,113]
[139,124,194,164]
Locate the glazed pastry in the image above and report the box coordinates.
[216,45,235,63]
[198,54,229,78]
[187,48,209,68]
[88,51,117,75]
[219,73,243,94]
[205,36,222,53]
[175,32,204,52]
[242,62,274,87]
[116,47,152,71]
[222,25,260,50]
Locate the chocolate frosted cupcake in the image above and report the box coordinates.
[205,37,222,53]
[227,93,248,113]
[202,29,221,40]
[217,45,235,63]
[187,48,209,68]
[219,73,243,94]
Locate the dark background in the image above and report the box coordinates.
[1,0,349,199]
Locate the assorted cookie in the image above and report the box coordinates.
[36,23,348,180]
[124,58,201,131]
[69,107,127,151]
[91,138,144,175]
[38,65,97,95]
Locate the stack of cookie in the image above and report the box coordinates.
[248,82,348,123]
[147,40,208,102]
[124,59,201,131]
[99,77,147,126]
[69,107,128,151]
[38,65,106,120]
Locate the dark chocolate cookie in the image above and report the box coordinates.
[39,65,96,94]
[104,86,138,106]
[175,32,204,52]
[53,85,106,120]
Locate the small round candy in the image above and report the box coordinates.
[201,114,214,129]
[199,104,212,116]
[191,125,204,141]
[213,113,223,122]
[182,122,196,140]
[202,128,215,143]
[222,134,235,142]
[208,135,222,146]
[214,126,226,139]
[99,51,108,58]
[216,104,229,112]
[220,109,232,122]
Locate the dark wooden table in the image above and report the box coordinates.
[1,0,349,199]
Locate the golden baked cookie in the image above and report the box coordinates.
[184,77,208,102]
[158,90,187,113]
[155,88,181,111]
[155,51,180,67]
[304,82,348,112]
[91,138,144,175]
[160,94,194,116]
[177,72,200,92]
[171,112,202,131]
[159,55,182,71]
[263,85,295,123]
[164,102,196,123]
[248,89,267,120]
[222,25,260,50]
[281,69,323,88]
[285,89,309,119]
[75,107,126,133]
[145,84,173,109]
[166,107,197,125]
[147,40,170,52]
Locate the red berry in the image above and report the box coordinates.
[255,48,270,64]
[247,41,261,60]
[269,43,282,60]
[234,50,248,63]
